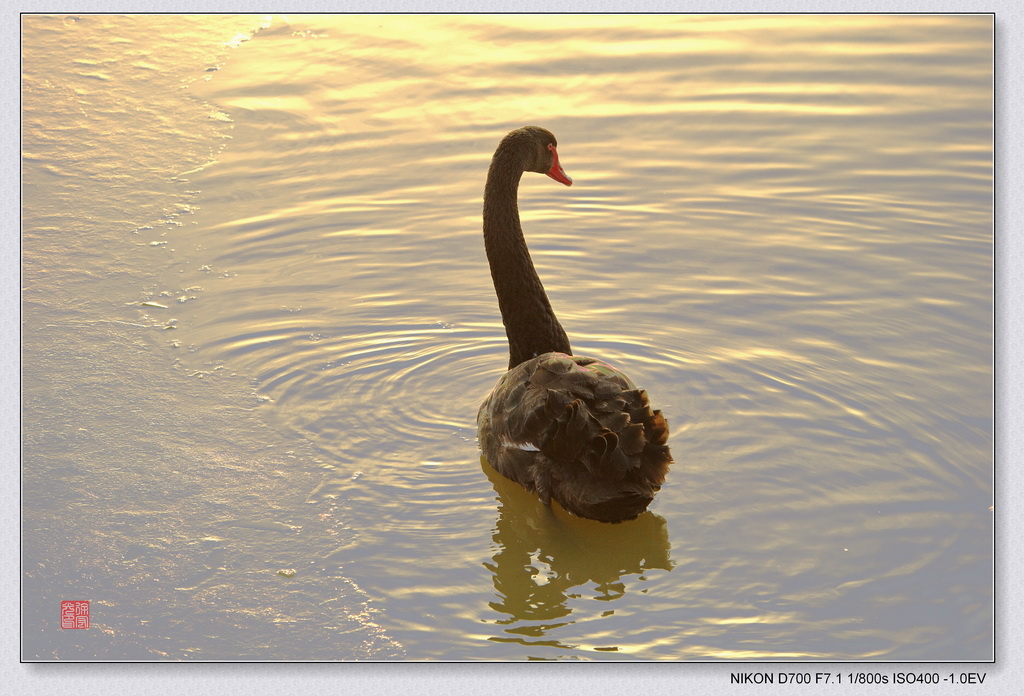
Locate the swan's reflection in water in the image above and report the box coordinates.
[480,458,673,651]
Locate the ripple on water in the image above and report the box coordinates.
[130,13,990,659]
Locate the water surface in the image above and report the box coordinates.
[22,14,992,661]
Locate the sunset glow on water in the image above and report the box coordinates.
[22,14,991,661]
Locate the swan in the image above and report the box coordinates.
[477,126,672,523]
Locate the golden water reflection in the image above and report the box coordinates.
[21,12,991,660]
[481,458,672,651]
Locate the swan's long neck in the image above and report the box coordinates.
[483,149,572,369]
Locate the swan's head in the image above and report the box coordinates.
[505,126,573,187]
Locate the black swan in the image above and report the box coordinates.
[476,126,672,523]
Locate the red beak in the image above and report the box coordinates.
[545,144,572,186]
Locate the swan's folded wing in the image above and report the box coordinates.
[478,352,672,522]
[522,355,669,480]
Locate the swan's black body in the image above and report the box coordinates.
[477,127,671,523]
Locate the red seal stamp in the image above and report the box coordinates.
[60,600,90,629]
